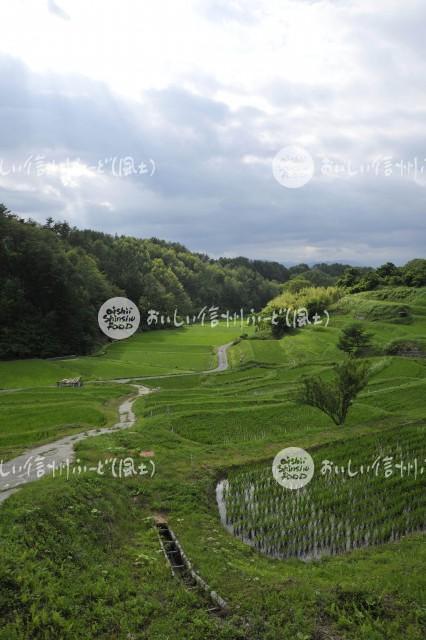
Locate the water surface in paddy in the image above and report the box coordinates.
[215,435,425,561]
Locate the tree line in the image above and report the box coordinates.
[0,205,287,359]
[2,204,424,360]
[280,260,426,293]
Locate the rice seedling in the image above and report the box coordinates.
[217,425,425,560]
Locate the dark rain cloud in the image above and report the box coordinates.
[1,0,426,270]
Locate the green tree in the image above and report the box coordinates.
[402,259,426,287]
[282,276,312,293]
[288,263,310,276]
[376,262,398,279]
[336,267,359,288]
[300,358,370,425]
[298,268,335,287]
[337,323,373,356]
[261,286,343,338]
[0,209,117,358]
[350,271,380,292]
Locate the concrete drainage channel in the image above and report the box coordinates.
[155,517,229,618]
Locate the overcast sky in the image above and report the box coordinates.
[0,0,425,265]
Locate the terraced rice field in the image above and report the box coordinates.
[0,287,425,639]
[217,424,425,560]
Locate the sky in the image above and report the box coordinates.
[0,0,425,265]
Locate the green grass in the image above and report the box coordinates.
[0,477,231,640]
[0,323,253,390]
[0,384,133,461]
[0,287,424,639]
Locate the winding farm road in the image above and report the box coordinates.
[113,341,233,382]
[204,341,233,373]
[0,384,152,504]
[0,342,233,505]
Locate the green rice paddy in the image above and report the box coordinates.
[0,286,425,639]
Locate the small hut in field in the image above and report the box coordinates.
[56,377,83,388]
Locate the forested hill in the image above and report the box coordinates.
[2,205,424,360]
[0,205,290,359]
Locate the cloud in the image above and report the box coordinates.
[47,0,70,21]
[196,0,261,24]
[0,0,425,266]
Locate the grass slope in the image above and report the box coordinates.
[0,384,133,461]
[0,287,424,639]
[0,323,253,390]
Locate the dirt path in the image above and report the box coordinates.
[0,384,151,504]
[113,341,234,382]
[0,342,233,505]
[207,341,233,373]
